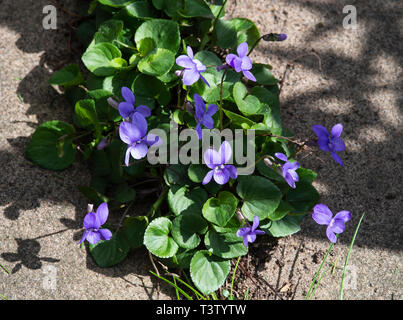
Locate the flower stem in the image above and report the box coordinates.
[147,186,168,218]
[340,213,365,300]
[219,69,228,131]
[247,35,264,56]
[211,0,228,38]
[305,241,335,300]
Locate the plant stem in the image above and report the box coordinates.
[210,0,228,38]
[0,293,8,300]
[247,35,264,56]
[305,241,334,300]
[219,69,228,131]
[230,256,241,300]
[340,213,365,300]
[0,263,10,274]
[113,39,138,52]
[147,186,168,218]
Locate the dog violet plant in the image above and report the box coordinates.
[25,0,348,296]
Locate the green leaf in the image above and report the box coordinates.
[297,168,318,184]
[94,20,123,44]
[236,175,282,221]
[98,0,135,8]
[268,200,295,221]
[286,181,320,213]
[74,99,98,128]
[252,64,278,86]
[233,82,262,115]
[223,109,256,129]
[77,185,108,204]
[164,164,192,186]
[138,48,175,76]
[124,1,156,19]
[123,216,148,249]
[144,217,179,258]
[190,250,230,295]
[215,18,260,49]
[132,74,171,106]
[188,164,209,183]
[82,43,122,76]
[49,64,83,87]
[89,231,130,267]
[178,0,214,18]
[113,183,136,203]
[135,19,180,53]
[26,121,76,171]
[202,191,238,227]
[205,231,248,259]
[168,186,208,216]
[171,213,207,249]
[260,215,305,237]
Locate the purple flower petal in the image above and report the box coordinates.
[182,69,200,86]
[125,146,132,166]
[119,121,141,145]
[96,202,109,226]
[242,70,256,82]
[232,57,243,73]
[219,141,232,165]
[200,74,210,87]
[213,167,230,185]
[176,55,194,68]
[195,122,202,140]
[121,87,135,105]
[284,172,296,188]
[254,230,265,235]
[251,216,260,232]
[119,102,134,119]
[83,212,101,230]
[206,104,218,116]
[86,231,101,245]
[237,227,250,238]
[99,228,112,241]
[317,137,331,151]
[194,59,206,72]
[78,230,89,244]
[312,204,333,225]
[330,218,345,234]
[226,165,238,179]
[145,133,160,146]
[334,210,352,223]
[186,46,194,59]
[130,142,148,159]
[313,125,329,139]
[202,170,214,185]
[246,233,256,244]
[131,113,148,138]
[135,105,151,118]
[237,42,249,58]
[194,94,206,120]
[97,139,109,150]
[241,56,252,70]
[204,148,221,169]
[225,54,237,67]
[201,115,214,129]
[330,124,343,138]
[275,152,288,162]
[243,236,249,248]
[330,137,345,152]
[326,226,337,243]
[331,152,343,166]
[288,169,299,182]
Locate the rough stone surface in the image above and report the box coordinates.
[0,0,401,300]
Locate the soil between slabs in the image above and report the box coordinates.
[0,0,401,300]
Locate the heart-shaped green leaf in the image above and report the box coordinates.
[202,191,238,227]
[144,217,179,258]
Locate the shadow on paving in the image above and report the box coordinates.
[253,0,402,251]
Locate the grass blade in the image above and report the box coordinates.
[340,213,365,300]
[149,271,193,300]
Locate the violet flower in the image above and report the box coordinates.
[236,216,265,248]
[192,94,218,140]
[202,141,237,185]
[119,87,151,120]
[119,114,159,166]
[226,42,256,82]
[313,124,346,166]
[176,46,209,87]
[274,152,299,189]
[312,204,352,243]
[79,202,112,245]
